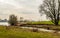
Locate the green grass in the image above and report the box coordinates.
[0,26,59,38]
[27,21,53,25]
[27,21,60,25]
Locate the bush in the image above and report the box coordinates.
[32,28,38,32]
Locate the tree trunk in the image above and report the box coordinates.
[54,20,59,25]
[55,22,58,25]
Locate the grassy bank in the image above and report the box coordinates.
[0,26,60,38]
[27,21,53,25]
[27,21,60,25]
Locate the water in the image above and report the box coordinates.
[0,22,9,26]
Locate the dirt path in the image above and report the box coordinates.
[20,27,60,33]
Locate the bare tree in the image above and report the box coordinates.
[39,0,60,25]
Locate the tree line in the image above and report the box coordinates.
[8,14,30,26]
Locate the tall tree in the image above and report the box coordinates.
[8,14,17,26]
[39,0,60,25]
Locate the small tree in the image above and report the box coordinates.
[20,17,23,22]
[8,14,17,26]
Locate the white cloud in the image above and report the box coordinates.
[0,0,47,21]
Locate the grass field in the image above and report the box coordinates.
[27,21,60,25]
[0,26,60,38]
[27,21,53,25]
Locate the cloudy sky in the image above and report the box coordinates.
[0,0,47,21]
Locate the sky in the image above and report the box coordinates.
[0,0,48,21]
